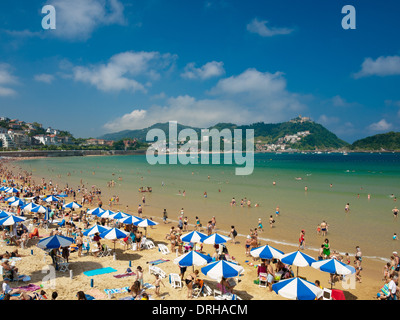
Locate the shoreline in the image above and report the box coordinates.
[1,149,400,161]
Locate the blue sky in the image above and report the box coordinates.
[0,0,400,142]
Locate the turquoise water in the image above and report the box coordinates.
[14,152,400,261]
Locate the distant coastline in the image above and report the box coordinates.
[1,148,399,160]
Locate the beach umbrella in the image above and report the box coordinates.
[272,277,323,300]
[202,233,231,245]
[109,211,130,220]
[311,258,356,289]
[37,235,74,250]
[201,260,244,281]
[250,245,285,260]
[174,250,213,271]
[181,231,208,244]
[0,215,26,226]
[99,227,129,253]
[134,218,158,228]
[0,186,7,191]
[87,207,105,216]
[280,250,316,277]
[97,210,117,219]
[63,201,82,209]
[134,219,158,237]
[5,196,20,203]
[31,205,47,214]
[43,195,60,202]
[5,187,19,193]
[119,215,142,225]
[9,199,25,207]
[0,211,11,219]
[22,202,39,212]
[82,224,110,237]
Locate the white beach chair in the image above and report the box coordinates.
[158,244,170,255]
[143,239,155,249]
[202,284,212,297]
[58,258,69,272]
[149,265,167,279]
[99,245,112,257]
[213,288,224,300]
[169,273,182,289]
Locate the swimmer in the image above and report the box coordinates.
[258,218,264,231]
[320,221,328,236]
[393,233,398,240]
[393,207,399,219]
[275,206,280,217]
[345,203,350,212]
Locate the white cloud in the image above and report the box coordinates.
[181,61,225,80]
[0,64,18,96]
[34,73,55,84]
[46,0,126,41]
[368,119,393,132]
[354,55,400,78]
[72,51,177,93]
[247,18,294,37]
[103,68,307,132]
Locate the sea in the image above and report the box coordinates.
[12,152,400,263]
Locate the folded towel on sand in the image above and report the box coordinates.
[16,284,41,292]
[142,283,155,289]
[83,267,117,277]
[104,287,129,295]
[147,258,170,265]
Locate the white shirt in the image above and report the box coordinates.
[388,280,397,295]
[2,282,11,294]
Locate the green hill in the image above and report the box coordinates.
[351,131,400,151]
[99,117,350,150]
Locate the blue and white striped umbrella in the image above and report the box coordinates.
[5,187,19,193]
[109,212,130,220]
[97,210,117,219]
[0,211,11,219]
[22,202,39,212]
[9,199,25,207]
[31,205,47,213]
[0,215,26,226]
[250,245,285,260]
[281,250,316,267]
[119,215,142,225]
[43,195,60,202]
[201,260,244,281]
[5,196,20,203]
[63,202,82,209]
[0,186,7,191]
[82,224,110,237]
[100,227,129,240]
[181,231,208,244]
[174,250,213,267]
[272,277,323,300]
[134,219,158,227]
[37,235,74,250]
[202,233,231,245]
[311,258,356,275]
[87,207,105,216]
[280,250,316,277]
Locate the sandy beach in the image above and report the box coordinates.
[0,157,388,301]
